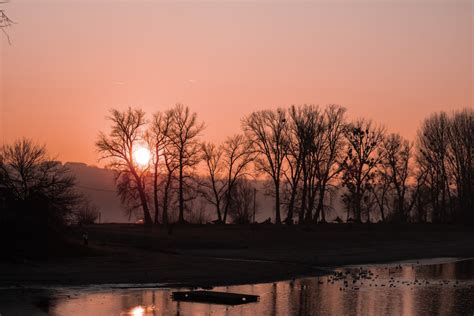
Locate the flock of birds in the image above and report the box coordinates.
[314,264,462,291]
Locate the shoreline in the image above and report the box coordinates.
[2,256,472,292]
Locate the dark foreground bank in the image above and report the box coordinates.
[1,223,474,287]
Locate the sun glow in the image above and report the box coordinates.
[133,146,151,167]
[129,306,145,316]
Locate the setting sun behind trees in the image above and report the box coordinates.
[133,146,151,167]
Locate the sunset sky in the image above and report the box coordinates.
[1,0,472,166]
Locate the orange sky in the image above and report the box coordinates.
[1,0,472,166]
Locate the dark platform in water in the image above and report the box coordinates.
[172,290,259,305]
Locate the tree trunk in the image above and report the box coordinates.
[138,185,152,225]
[153,161,160,225]
[178,162,185,223]
[305,188,315,223]
[299,174,307,224]
[275,180,281,224]
[355,190,362,223]
[314,185,326,223]
[216,205,222,223]
[162,173,172,226]
[129,165,152,225]
[284,187,297,225]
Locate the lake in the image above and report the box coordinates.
[1,258,473,315]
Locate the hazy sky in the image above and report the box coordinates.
[1,0,472,165]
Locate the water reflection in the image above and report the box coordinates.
[2,259,474,315]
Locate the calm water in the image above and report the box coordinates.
[1,258,474,315]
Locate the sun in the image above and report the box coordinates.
[133,146,151,167]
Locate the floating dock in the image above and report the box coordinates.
[172,290,259,305]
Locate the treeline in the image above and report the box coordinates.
[96,105,473,226]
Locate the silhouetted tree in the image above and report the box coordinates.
[380,133,413,222]
[161,146,179,225]
[417,109,473,223]
[221,135,255,223]
[285,105,323,224]
[0,139,80,227]
[166,104,205,223]
[446,109,473,221]
[0,1,14,44]
[201,135,254,223]
[147,111,173,224]
[243,109,288,224]
[313,105,347,223]
[201,141,226,222]
[96,108,153,225]
[341,119,385,223]
[74,199,100,225]
[297,106,326,223]
[282,105,308,224]
[417,112,451,223]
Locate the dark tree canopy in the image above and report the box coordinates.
[0,138,80,228]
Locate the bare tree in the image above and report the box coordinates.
[282,105,305,224]
[417,109,473,223]
[286,105,322,224]
[0,138,80,227]
[161,145,179,225]
[417,112,451,223]
[74,199,100,225]
[380,133,413,222]
[313,105,347,223]
[201,135,254,224]
[221,135,255,223]
[96,108,153,225]
[200,141,226,222]
[341,119,385,223]
[0,1,14,44]
[147,111,173,224]
[166,104,205,223]
[242,109,288,224]
[370,153,391,222]
[446,109,473,221]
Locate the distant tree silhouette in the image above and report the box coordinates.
[96,108,153,225]
[74,199,100,225]
[201,135,254,224]
[221,135,255,223]
[243,109,289,224]
[227,178,257,224]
